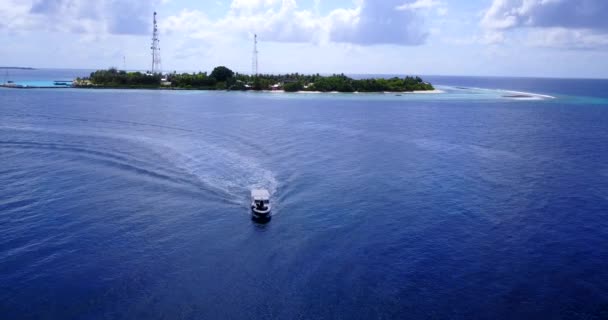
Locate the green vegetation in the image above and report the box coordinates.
[76,66,435,92]
[210,66,234,82]
[169,71,217,89]
[76,68,161,88]
[283,81,304,92]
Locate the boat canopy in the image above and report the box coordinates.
[251,189,270,201]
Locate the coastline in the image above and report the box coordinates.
[0,67,35,70]
[1,85,443,94]
[3,85,559,100]
[501,89,555,100]
[456,86,556,99]
[400,89,445,94]
[262,89,445,94]
[81,67,436,93]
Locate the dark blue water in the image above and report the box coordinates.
[1,73,608,319]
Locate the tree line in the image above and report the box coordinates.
[78,66,434,92]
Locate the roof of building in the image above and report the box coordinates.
[251,189,270,200]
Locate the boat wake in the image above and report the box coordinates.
[0,122,278,207]
[145,135,279,204]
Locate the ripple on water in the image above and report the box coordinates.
[1,84,608,319]
[0,122,279,207]
[411,138,519,160]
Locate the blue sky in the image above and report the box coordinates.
[1,0,607,78]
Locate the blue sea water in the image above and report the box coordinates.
[1,70,608,319]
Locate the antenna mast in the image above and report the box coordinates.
[252,34,258,76]
[151,12,162,73]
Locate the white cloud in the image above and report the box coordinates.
[526,28,608,49]
[482,0,608,31]
[0,0,438,47]
[479,31,506,45]
[480,0,608,49]
[329,0,430,45]
[162,9,212,39]
[480,0,519,29]
[162,0,433,46]
[225,0,323,43]
[0,0,36,31]
[230,0,281,11]
[0,0,160,35]
[396,0,443,11]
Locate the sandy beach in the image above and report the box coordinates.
[261,89,445,94]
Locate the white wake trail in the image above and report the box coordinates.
[141,135,278,203]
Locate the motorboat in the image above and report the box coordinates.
[251,189,271,219]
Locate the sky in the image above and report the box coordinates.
[1,0,607,78]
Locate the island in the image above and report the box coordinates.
[74,66,435,93]
[0,67,36,70]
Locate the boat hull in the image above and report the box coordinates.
[251,206,271,219]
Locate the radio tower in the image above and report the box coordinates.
[252,34,258,76]
[151,12,161,74]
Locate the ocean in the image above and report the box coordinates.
[1,69,608,319]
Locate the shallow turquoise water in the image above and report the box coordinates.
[4,80,72,88]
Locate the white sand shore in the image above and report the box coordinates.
[405,89,445,94]
[460,86,556,100]
[260,89,445,94]
[501,90,555,99]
